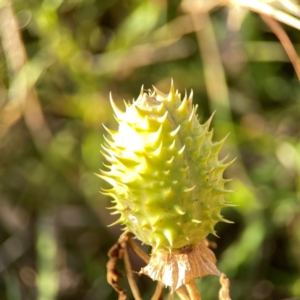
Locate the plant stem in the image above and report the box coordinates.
[151,281,164,300]
[127,235,150,263]
[176,286,191,300]
[122,236,142,300]
[186,280,202,300]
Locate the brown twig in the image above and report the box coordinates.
[168,289,174,300]
[185,280,202,300]
[121,235,143,300]
[260,14,300,81]
[151,281,164,300]
[127,235,150,263]
[176,286,191,300]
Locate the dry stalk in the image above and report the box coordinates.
[127,235,150,264]
[122,235,143,300]
[260,14,300,80]
[151,281,164,300]
[0,0,52,150]
[176,286,191,300]
[106,238,127,299]
[186,280,202,300]
[235,0,300,30]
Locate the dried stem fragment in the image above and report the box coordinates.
[219,273,231,300]
[106,239,127,300]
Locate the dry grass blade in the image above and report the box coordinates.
[219,273,231,300]
[0,0,52,150]
[260,14,300,80]
[236,0,300,30]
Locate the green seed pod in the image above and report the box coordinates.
[100,82,233,254]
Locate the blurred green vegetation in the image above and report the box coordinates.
[0,0,299,299]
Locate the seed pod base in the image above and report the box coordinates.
[140,239,221,292]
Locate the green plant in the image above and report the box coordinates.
[100,82,234,298]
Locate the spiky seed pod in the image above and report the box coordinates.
[100,82,233,255]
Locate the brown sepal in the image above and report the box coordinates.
[140,239,221,292]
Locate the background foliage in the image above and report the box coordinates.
[0,0,299,299]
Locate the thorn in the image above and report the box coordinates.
[152,85,167,100]
[123,99,131,110]
[149,124,163,145]
[163,229,173,247]
[184,185,196,193]
[220,154,229,163]
[168,79,175,102]
[152,141,163,156]
[170,125,181,137]
[211,229,219,238]
[166,156,175,164]
[178,145,186,155]
[101,162,112,169]
[110,93,125,120]
[177,96,188,113]
[187,89,193,111]
[221,218,234,224]
[100,151,116,165]
[102,134,114,147]
[107,217,124,227]
[204,111,216,128]
[153,235,163,252]
[183,89,187,102]
[163,187,173,198]
[191,219,202,224]
[105,205,118,210]
[188,106,195,122]
[137,85,144,101]
[174,205,185,215]
[150,216,161,227]
[157,111,168,123]
[97,174,116,186]
[132,104,147,119]
[169,140,176,151]
[102,124,117,136]
[114,155,140,167]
